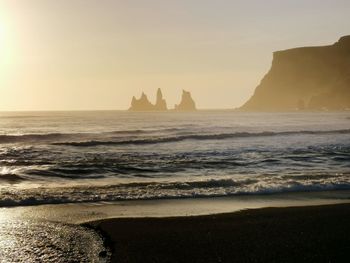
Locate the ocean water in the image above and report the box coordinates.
[0,111,349,207]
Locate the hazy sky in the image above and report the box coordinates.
[0,0,349,110]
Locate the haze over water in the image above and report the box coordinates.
[0,111,349,207]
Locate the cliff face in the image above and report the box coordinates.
[241,36,350,111]
[175,90,197,111]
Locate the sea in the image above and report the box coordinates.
[0,110,349,262]
[0,110,350,206]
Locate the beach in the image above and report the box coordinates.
[87,203,350,263]
[0,192,349,262]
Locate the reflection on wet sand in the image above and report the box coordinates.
[1,191,349,262]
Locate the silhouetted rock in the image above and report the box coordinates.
[155,88,168,111]
[175,90,197,111]
[129,92,155,111]
[129,89,197,111]
[240,35,350,111]
[129,89,168,111]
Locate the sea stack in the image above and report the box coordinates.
[154,88,168,111]
[175,90,197,111]
[129,92,155,111]
[129,89,168,111]
[240,35,350,111]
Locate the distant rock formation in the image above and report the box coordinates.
[129,89,168,111]
[129,89,197,111]
[240,35,350,111]
[154,88,168,111]
[129,92,155,111]
[175,90,197,111]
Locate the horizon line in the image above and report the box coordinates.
[0,108,238,113]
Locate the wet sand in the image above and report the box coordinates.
[1,192,349,261]
[87,203,350,263]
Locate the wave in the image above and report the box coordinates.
[1,129,349,146]
[0,133,70,143]
[0,115,43,119]
[53,129,350,147]
[1,182,349,207]
[106,128,181,135]
[0,128,189,144]
[1,175,349,207]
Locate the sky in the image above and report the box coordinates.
[0,0,349,111]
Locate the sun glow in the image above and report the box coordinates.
[0,19,14,74]
[0,21,9,60]
[0,22,6,76]
[0,24,5,51]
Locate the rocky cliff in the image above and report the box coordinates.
[240,36,350,111]
[175,90,197,111]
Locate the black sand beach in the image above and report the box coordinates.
[88,203,350,263]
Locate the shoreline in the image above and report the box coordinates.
[86,203,350,263]
[1,190,349,224]
[1,190,349,222]
[0,192,349,261]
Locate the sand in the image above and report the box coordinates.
[87,203,350,263]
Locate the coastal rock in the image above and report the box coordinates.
[155,88,168,111]
[129,89,168,111]
[240,35,350,111]
[175,90,197,111]
[129,92,155,111]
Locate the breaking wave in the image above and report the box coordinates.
[1,174,349,207]
[0,128,181,144]
[53,129,350,147]
[1,129,349,146]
